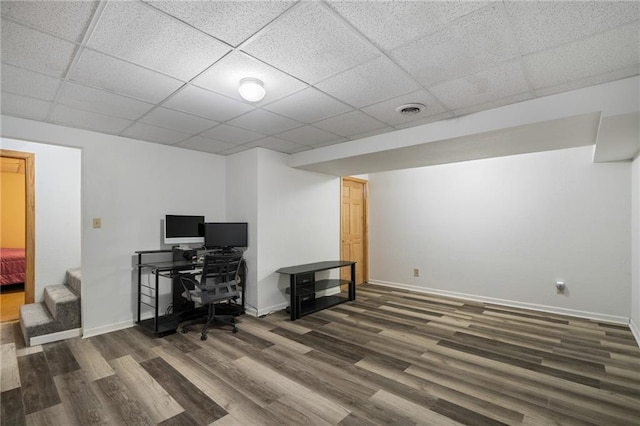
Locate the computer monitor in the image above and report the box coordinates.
[164,215,205,245]
[201,222,248,250]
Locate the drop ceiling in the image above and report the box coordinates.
[1,1,639,157]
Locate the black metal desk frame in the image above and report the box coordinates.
[135,249,245,337]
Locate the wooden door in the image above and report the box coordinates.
[340,177,367,285]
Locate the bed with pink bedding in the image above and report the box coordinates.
[1,248,25,285]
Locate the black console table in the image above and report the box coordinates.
[276,261,356,321]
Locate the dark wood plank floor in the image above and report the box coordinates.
[2,283,639,425]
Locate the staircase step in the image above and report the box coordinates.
[66,267,81,295]
[19,302,57,346]
[44,285,81,327]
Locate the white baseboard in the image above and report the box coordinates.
[631,319,640,347]
[368,280,630,325]
[82,319,134,339]
[255,302,288,318]
[30,328,82,346]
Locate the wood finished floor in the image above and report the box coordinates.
[1,283,639,425]
[0,285,24,323]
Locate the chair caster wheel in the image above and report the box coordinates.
[200,334,207,341]
[181,327,189,333]
[232,328,238,333]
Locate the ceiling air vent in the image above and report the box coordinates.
[396,103,426,116]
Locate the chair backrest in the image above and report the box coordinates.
[196,252,243,305]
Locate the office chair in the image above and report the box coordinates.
[179,252,243,340]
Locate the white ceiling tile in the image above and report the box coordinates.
[329,1,488,51]
[58,82,153,120]
[535,65,640,98]
[227,109,302,135]
[242,136,309,154]
[277,125,347,146]
[194,51,307,104]
[50,104,133,134]
[146,1,296,47]
[454,92,534,118]
[264,88,352,123]
[524,23,640,90]
[164,85,253,122]
[201,124,264,145]
[242,2,379,83]
[361,90,446,126]
[1,19,76,77]
[176,135,236,154]
[0,1,98,43]
[430,61,531,110]
[390,4,517,87]
[123,122,190,145]
[68,49,184,103]
[1,92,52,121]
[88,1,230,81]
[313,110,388,138]
[141,107,218,134]
[316,56,419,108]
[1,64,61,101]
[506,1,640,55]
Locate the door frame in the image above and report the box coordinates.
[1,149,35,303]
[340,176,369,284]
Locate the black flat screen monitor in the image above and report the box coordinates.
[164,215,205,245]
[201,222,248,250]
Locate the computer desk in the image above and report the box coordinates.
[135,250,245,337]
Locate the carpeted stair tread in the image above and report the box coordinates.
[66,267,81,295]
[20,302,59,346]
[20,283,81,346]
[44,284,80,324]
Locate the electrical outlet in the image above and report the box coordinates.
[92,217,101,229]
[413,268,420,277]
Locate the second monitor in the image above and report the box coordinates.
[200,222,248,250]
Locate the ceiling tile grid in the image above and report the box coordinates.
[1,64,62,102]
[68,49,185,104]
[163,85,254,123]
[0,1,98,43]
[57,82,154,121]
[0,1,638,156]
[1,92,53,122]
[145,0,296,48]
[87,1,231,82]
[241,1,380,84]
[50,104,133,135]
[192,51,308,104]
[176,135,237,154]
[1,18,78,78]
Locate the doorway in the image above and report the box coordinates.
[340,177,368,285]
[0,150,35,323]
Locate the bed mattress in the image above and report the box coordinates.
[1,248,25,285]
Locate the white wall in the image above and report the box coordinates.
[226,149,259,312]
[0,138,81,301]
[256,149,340,315]
[1,116,225,336]
[631,154,640,342]
[369,145,631,322]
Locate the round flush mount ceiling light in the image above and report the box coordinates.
[395,103,426,116]
[238,78,266,102]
